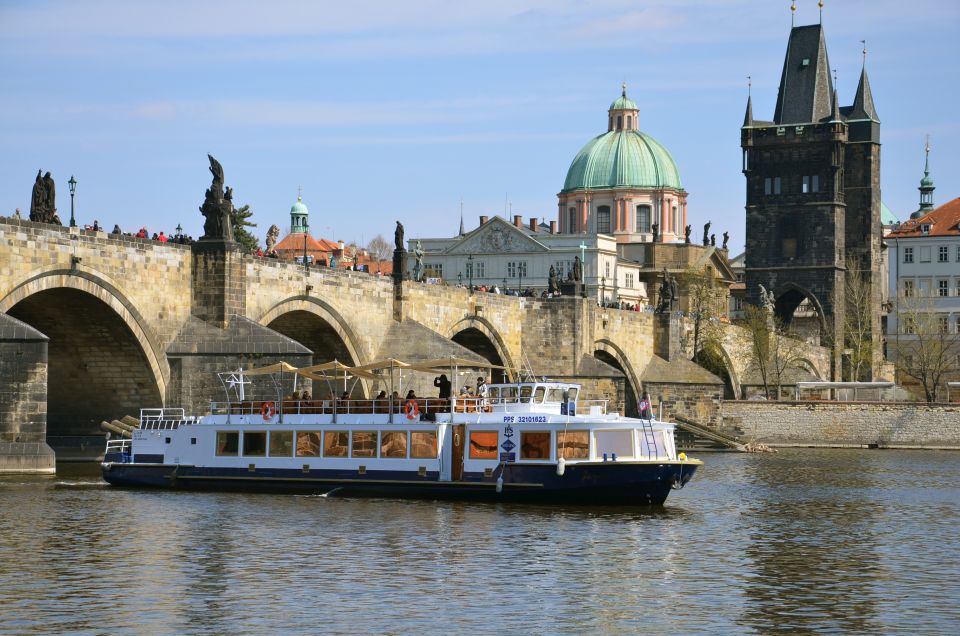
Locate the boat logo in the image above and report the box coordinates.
[501,439,516,452]
[503,425,514,438]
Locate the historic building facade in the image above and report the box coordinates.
[742,23,884,378]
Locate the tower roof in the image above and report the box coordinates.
[773,24,835,125]
[743,94,754,127]
[562,130,682,192]
[609,84,638,111]
[849,67,879,121]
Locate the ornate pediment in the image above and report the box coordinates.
[445,218,549,255]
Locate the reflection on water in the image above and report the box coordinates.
[1,452,959,634]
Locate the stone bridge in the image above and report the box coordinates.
[0,219,829,471]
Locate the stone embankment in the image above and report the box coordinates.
[722,401,960,450]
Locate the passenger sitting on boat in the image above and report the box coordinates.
[405,389,417,400]
[339,391,350,401]
[459,385,471,397]
[375,390,387,400]
[301,390,312,400]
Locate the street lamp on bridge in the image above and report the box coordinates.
[68,175,77,228]
[467,254,474,290]
[175,223,183,239]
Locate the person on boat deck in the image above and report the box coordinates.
[639,393,652,420]
[339,391,350,401]
[405,389,417,400]
[301,390,311,400]
[476,377,488,407]
[434,374,452,399]
[375,390,387,400]
[459,385,471,397]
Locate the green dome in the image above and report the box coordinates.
[920,174,934,188]
[610,94,638,110]
[290,197,308,215]
[562,130,682,192]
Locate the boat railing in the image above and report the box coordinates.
[140,408,187,430]
[105,438,131,458]
[211,397,609,418]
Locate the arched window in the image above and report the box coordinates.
[568,207,577,233]
[596,206,611,234]
[636,205,651,233]
[627,115,632,129]
[616,115,622,130]
[672,206,678,232]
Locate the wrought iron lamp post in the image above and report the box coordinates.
[175,223,183,239]
[467,255,474,290]
[303,219,309,271]
[68,175,77,228]
[601,276,605,305]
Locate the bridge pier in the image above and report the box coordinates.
[0,314,55,473]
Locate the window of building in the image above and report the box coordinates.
[903,316,915,335]
[774,177,781,194]
[476,262,485,277]
[507,262,516,278]
[465,261,473,278]
[568,207,577,233]
[939,280,949,297]
[605,261,611,278]
[410,431,438,459]
[296,431,321,457]
[381,431,407,458]
[920,247,931,262]
[812,175,819,192]
[351,431,377,458]
[242,431,266,457]
[625,273,634,289]
[469,431,499,459]
[902,280,914,297]
[425,263,442,279]
[323,431,348,457]
[956,245,960,262]
[937,315,948,334]
[733,297,744,311]
[636,205,651,233]
[939,246,949,262]
[268,431,293,457]
[557,431,589,459]
[520,432,551,460]
[596,206,611,234]
[216,431,239,456]
[903,247,914,263]
[555,260,572,278]
[518,261,527,277]
[782,238,797,258]
[802,176,810,193]
[764,178,771,195]
[627,115,632,129]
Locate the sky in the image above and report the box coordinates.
[1,0,958,254]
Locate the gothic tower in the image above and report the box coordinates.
[742,24,882,379]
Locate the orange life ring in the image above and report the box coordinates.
[261,401,276,421]
[404,399,420,420]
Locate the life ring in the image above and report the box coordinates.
[261,401,276,421]
[404,399,420,420]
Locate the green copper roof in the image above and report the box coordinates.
[290,197,308,215]
[880,201,898,225]
[610,94,638,110]
[562,130,682,192]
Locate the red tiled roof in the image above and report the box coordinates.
[888,197,960,237]
[274,232,331,253]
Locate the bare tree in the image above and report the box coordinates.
[844,256,874,380]
[742,303,808,399]
[366,234,391,273]
[680,264,726,372]
[891,294,960,402]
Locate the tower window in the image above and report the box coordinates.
[568,207,576,233]
[596,206,611,234]
[627,115,632,129]
[616,115,622,130]
[812,175,819,192]
[764,178,772,195]
[636,205,651,233]
[774,177,782,195]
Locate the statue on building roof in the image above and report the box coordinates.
[722,231,729,250]
[684,225,692,244]
[710,233,716,246]
[702,221,712,246]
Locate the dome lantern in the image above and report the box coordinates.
[290,194,309,233]
[608,82,639,132]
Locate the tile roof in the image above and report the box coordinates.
[887,197,960,237]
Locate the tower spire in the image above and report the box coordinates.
[819,0,824,24]
[743,76,754,127]
[917,135,935,215]
[791,1,796,27]
[459,198,465,236]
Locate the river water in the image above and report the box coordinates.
[1,449,959,635]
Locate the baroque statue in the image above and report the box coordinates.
[710,233,716,246]
[702,221,712,246]
[722,231,729,250]
[548,265,559,294]
[759,284,776,313]
[265,224,280,255]
[572,256,583,282]
[394,221,405,251]
[684,225,692,244]
[29,170,59,224]
[412,240,424,282]
[199,154,235,241]
[655,268,674,314]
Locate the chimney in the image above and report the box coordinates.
[549,221,557,234]
[513,214,523,228]
[479,215,488,225]
[338,240,345,251]
[529,218,538,232]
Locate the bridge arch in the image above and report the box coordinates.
[446,316,516,383]
[593,339,643,416]
[259,296,369,397]
[0,270,167,439]
[703,343,742,400]
[774,282,827,334]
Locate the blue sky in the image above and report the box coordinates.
[1,0,958,253]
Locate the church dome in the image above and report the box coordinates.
[610,94,638,111]
[290,197,309,215]
[562,130,683,192]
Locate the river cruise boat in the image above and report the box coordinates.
[102,363,701,505]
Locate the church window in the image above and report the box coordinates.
[616,115,622,130]
[774,177,782,194]
[764,178,772,195]
[938,280,949,297]
[568,207,577,233]
[673,206,678,231]
[636,205,651,233]
[903,247,913,264]
[782,238,797,258]
[939,246,948,262]
[625,273,634,289]
[627,115,632,129]
[596,206,611,234]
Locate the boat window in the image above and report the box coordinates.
[381,431,408,458]
[296,431,321,457]
[520,432,551,460]
[242,432,267,456]
[545,388,565,403]
[469,431,499,459]
[594,430,633,459]
[410,431,438,458]
[216,431,239,456]
[519,385,533,403]
[557,430,589,459]
[568,388,579,401]
[268,431,293,457]
[488,387,500,400]
[323,431,348,457]
[352,431,377,458]
[533,387,545,403]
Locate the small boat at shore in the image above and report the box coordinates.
[101,362,701,505]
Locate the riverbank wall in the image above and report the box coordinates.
[721,401,960,450]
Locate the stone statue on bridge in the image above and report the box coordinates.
[572,256,582,282]
[199,154,235,242]
[759,284,776,313]
[394,221,405,251]
[548,265,559,294]
[655,269,674,314]
[265,224,280,256]
[412,240,424,282]
[29,170,59,224]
